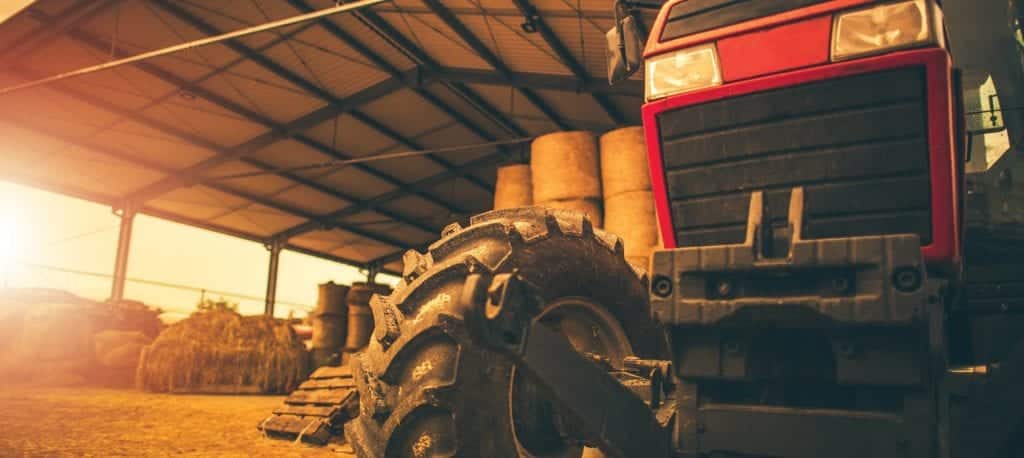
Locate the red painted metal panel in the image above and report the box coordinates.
[643,48,959,269]
[718,15,832,82]
[645,0,873,59]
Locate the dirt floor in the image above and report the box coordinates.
[0,385,355,457]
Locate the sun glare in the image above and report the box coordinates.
[0,198,23,274]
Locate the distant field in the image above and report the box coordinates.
[0,386,353,457]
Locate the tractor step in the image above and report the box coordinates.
[258,364,358,445]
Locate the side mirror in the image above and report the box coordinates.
[606,14,644,85]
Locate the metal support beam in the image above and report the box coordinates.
[366,263,379,284]
[273,148,507,240]
[264,239,283,316]
[421,0,570,130]
[109,200,136,303]
[152,0,494,194]
[510,0,624,123]
[1,0,118,63]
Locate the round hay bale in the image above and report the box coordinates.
[531,131,601,203]
[538,198,604,228]
[99,341,147,369]
[600,126,651,198]
[494,164,533,210]
[604,190,658,260]
[136,310,307,394]
[94,330,151,368]
[344,283,392,352]
[310,282,349,368]
[17,303,95,363]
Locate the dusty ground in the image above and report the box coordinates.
[0,385,355,457]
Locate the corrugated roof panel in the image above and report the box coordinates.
[23,37,180,101]
[147,186,245,221]
[270,184,350,215]
[305,114,398,156]
[372,148,447,183]
[418,83,510,139]
[211,202,307,237]
[426,177,492,213]
[458,13,571,76]
[136,99,269,148]
[172,0,295,51]
[200,61,328,124]
[91,120,216,170]
[328,230,398,261]
[376,11,491,69]
[545,16,613,82]
[52,148,164,196]
[378,194,460,226]
[197,161,296,197]
[289,229,342,254]
[311,166,400,201]
[464,83,560,135]
[260,23,393,100]
[0,11,40,49]
[412,123,490,165]
[535,88,615,127]
[339,209,438,243]
[325,10,418,71]
[610,95,643,125]
[360,88,452,139]
[248,138,337,173]
[0,120,79,158]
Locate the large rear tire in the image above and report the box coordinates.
[344,207,662,457]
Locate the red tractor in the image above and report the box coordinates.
[343,1,1024,457]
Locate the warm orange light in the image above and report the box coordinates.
[0,199,22,274]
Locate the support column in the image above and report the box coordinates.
[109,201,137,303]
[264,239,283,316]
[366,262,379,284]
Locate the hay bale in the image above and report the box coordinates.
[600,126,651,198]
[136,310,307,394]
[605,190,658,260]
[344,283,392,352]
[494,164,533,210]
[538,198,604,228]
[531,131,601,202]
[311,282,349,368]
[94,330,151,369]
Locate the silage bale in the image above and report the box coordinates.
[136,310,307,394]
[538,198,604,228]
[494,164,533,210]
[530,131,602,203]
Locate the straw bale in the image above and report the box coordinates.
[605,190,658,260]
[136,310,307,394]
[494,164,533,210]
[600,126,651,198]
[531,131,601,202]
[538,198,604,228]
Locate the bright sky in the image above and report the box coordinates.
[0,179,398,321]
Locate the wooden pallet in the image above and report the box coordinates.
[258,365,357,445]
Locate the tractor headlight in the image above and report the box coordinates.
[645,43,722,101]
[831,0,938,61]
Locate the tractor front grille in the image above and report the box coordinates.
[656,67,932,248]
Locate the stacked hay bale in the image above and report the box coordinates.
[310,282,349,368]
[344,282,392,354]
[531,131,604,227]
[136,310,307,394]
[493,164,533,210]
[601,126,660,269]
[93,330,153,386]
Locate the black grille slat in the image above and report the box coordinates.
[657,67,932,248]
[662,0,829,43]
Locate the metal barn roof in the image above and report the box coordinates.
[0,0,648,274]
